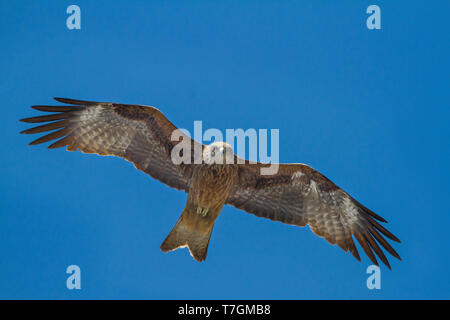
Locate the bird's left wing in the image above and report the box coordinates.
[227,163,401,269]
[20,98,202,191]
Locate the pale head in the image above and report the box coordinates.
[203,141,234,164]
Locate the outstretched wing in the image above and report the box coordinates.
[227,163,401,269]
[20,98,203,191]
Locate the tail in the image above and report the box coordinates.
[160,215,214,262]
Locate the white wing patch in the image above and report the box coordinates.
[341,197,360,223]
[291,171,304,179]
[78,105,103,122]
[309,180,319,197]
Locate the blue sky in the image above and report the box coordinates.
[1,0,449,299]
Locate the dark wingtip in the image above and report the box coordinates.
[31,105,76,112]
[367,209,388,223]
[383,256,392,270]
[353,198,388,223]
[53,97,79,105]
[53,97,68,103]
[53,97,100,105]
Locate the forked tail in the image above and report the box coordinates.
[160,214,213,262]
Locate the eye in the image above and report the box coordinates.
[211,147,217,157]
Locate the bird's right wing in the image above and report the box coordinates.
[20,97,203,192]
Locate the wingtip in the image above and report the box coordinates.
[53,97,100,105]
[53,97,67,103]
[382,258,391,270]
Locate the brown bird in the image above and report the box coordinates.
[20,98,401,268]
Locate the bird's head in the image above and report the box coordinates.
[203,141,234,165]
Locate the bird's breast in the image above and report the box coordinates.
[190,165,236,208]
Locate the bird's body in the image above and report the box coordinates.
[162,161,237,261]
[20,98,402,268]
[190,163,237,214]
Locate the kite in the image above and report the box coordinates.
[20,98,401,268]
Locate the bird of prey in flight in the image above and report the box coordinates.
[20,98,401,268]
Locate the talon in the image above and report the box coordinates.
[197,207,209,216]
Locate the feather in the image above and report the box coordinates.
[20,113,67,123]
[368,226,401,260]
[31,105,76,112]
[354,231,378,266]
[365,215,401,242]
[29,128,69,145]
[347,236,361,261]
[48,136,73,149]
[363,231,391,269]
[53,97,101,105]
[20,120,68,134]
[353,199,387,223]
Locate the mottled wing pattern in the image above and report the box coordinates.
[20,98,202,191]
[227,163,401,269]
